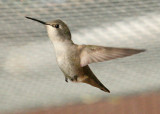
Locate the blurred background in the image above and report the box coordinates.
[0,0,160,114]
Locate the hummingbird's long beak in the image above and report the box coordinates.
[25,16,48,25]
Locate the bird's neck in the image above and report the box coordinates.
[51,38,75,55]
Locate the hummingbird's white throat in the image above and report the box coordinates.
[46,25,59,41]
[46,24,74,57]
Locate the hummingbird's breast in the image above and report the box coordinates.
[54,42,82,77]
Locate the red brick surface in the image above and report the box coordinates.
[14,92,160,114]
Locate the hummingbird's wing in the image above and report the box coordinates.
[79,45,145,67]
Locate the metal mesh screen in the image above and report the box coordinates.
[0,0,160,113]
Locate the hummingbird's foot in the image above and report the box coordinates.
[74,75,78,81]
[65,77,68,82]
[70,75,78,82]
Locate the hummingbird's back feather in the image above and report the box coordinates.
[79,45,145,67]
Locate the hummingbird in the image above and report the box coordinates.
[25,16,145,93]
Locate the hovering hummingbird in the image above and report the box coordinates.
[25,16,145,93]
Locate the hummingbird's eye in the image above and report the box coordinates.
[55,24,59,28]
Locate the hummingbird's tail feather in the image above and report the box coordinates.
[99,84,110,93]
[83,76,110,93]
[82,65,110,93]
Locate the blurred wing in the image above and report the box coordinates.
[79,45,145,67]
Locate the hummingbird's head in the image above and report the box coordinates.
[25,16,71,41]
[46,19,71,41]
